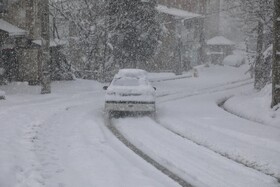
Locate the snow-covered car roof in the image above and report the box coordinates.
[115,69,148,78]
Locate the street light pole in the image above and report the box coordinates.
[40,0,51,94]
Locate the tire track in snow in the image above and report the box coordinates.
[154,119,280,183]
[158,78,253,103]
[153,80,280,182]
[103,78,255,187]
[104,116,193,187]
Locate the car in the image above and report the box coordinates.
[103,69,156,117]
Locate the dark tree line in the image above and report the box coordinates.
[50,0,160,81]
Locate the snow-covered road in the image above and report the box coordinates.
[113,116,278,187]
[1,65,280,187]
[0,81,179,187]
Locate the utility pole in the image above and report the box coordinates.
[174,19,183,75]
[40,0,51,94]
[271,0,280,108]
[198,0,207,65]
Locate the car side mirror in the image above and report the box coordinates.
[103,86,108,90]
[153,87,156,91]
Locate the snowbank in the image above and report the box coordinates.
[223,54,246,67]
[224,84,280,128]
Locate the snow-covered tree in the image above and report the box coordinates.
[50,0,110,80]
[224,0,274,90]
[107,0,160,69]
[50,0,160,80]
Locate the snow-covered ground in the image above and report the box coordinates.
[224,84,280,129]
[1,64,280,187]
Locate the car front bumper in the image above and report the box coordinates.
[105,101,156,112]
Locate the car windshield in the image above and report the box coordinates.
[112,77,140,86]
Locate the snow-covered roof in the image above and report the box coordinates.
[0,19,27,37]
[207,36,235,46]
[32,39,67,47]
[156,5,202,19]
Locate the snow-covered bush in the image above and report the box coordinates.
[223,54,245,67]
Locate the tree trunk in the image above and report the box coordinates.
[174,20,183,75]
[40,0,51,94]
[271,0,280,108]
[254,0,265,90]
[197,0,207,65]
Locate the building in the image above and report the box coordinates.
[151,5,204,73]
[151,0,221,72]
[157,0,221,38]
[0,0,69,85]
[0,0,42,84]
[152,0,214,73]
[207,36,235,64]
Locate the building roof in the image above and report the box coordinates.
[156,5,202,20]
[0,19,27,36]
[207,36,235,46]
